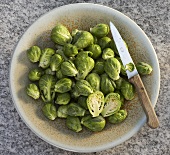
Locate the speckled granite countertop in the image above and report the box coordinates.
[0,0,170,154]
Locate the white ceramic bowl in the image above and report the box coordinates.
[9,3,160,153]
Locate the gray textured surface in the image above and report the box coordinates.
[0,0,170,154]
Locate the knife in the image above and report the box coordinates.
[110,21,159,129]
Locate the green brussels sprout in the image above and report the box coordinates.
[136,62,153,75]
[110,39,128,55]
[121,80,135,100]
[86,44,102,59]
[115,77,124,90]
[74,51,95,80]
[42,103,57,120]
[108,109,127,124]
[98,37,111,50]
[56,69,66,79]
[57,105,68,118]
[87,91,104,117]
[51,24,72,45]
[67,103,86,117]
[125,62,135,72]
[114,89,125,105]
[116,57,127,76]
[77,96,88,110]
[50,54,64,71]
[100,73,116,95]
[26,83,40,99]
[86,73,100,91]
[63,43,78,57]
[66,116,82,132]
[55,93,70,105]
[39,75,56,102]
[44,68,55,75]
[90,23,109,38]
[28,68,43,81]
[102,48,115,60]
[61,60,78,77]
[71,30,82,44]
[39,48,55,68]
[81,115,106,132]
[104,57,121,80]
[92,59,105,75]
[74,31,94,49]
[101,93,121,117]
[72,80,93,97]
[54,78,72,93]
[27,46,41,63]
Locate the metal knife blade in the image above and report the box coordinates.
[110,21,138,79]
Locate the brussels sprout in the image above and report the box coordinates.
[28,68,43,81]
[114,89,125,105]
[98,37,111,50]
[92,59,105,75]
[39,48,55,68]
[27,46,41,63]
[77,96,88,110]
[115,77,124,90]
[54,78,72,93]
[86,44,102,59]
[71,30,82,44]
[63,43,78,57]
[81,115,106,132]
[67,103,86,117]
[66,116,82,132]
[90,24,110,38]
[50,54,64,71]
[56,69,66,79]
[121,80,135,100]
[55,93,70,105]
[26,83,40,99]
[102,48,115,60]
[86,73,100,91]
[72,80,93,97]
[51,24,72,45]
[87,91,104,117]
[57,105,68,118]
[100,73,116,95]
[108,109,127,124]
[136,62,153,75]
[125,62,135,72]
[116,57,127,76]
[74,31,94,49]
[101,93,121,117]
[104,57,121,80]
[44,68,55,75]
[61,60,78,77]
[74,51,95,80]
[42,103,57,120]
[39,75,56,102]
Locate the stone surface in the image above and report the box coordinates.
[0,0,170,154]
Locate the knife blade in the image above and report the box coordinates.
[110,21,159,128]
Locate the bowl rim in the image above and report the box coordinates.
[9,3,160,153]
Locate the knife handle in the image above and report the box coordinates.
[129,74,159,129]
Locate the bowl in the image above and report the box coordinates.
[9,3,160,153]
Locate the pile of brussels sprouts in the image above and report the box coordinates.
[26,23,153,132]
